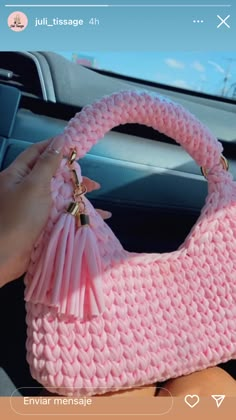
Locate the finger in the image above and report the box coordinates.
[27,136,64,186]
[5,139,51,179]
[82,176,101,193]
[96,209,112,220]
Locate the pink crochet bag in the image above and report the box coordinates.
[24,90,236,397]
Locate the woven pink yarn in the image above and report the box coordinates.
[24,90,236,397]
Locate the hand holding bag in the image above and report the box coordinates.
[24,90,236,397]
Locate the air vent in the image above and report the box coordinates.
[0,52,43,98]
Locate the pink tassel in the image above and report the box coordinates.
[25,213,74,304]
[64,225,105,319]
[25,212,105,320]
[65,225,87,316]
[82,227,105,318]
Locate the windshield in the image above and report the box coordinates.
[58,51,236,100]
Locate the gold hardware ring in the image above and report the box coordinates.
[73,184,87,199]
[201,155,229,179]
[68,149,77,166]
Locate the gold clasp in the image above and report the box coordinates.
[72,169,80,187]
[71,169,87,198]
[66,148,89,226]
[201,155,229,179]
[68,149,77,167]
[67,202,80,216]
[73,185,87,199]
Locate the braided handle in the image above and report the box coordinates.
[59,90,223,170]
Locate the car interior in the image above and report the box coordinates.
[0,51,236,396]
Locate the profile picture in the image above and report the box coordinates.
[8,11,28,32]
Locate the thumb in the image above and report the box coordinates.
[29,136,65,185]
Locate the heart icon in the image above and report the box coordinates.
[184,394,200,408]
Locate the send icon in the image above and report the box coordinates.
[211,395,225,408]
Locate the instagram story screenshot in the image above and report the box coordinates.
[0,0,236,419]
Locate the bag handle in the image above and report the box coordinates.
[58,90,223,171]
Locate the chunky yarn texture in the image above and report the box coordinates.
[24,91,236,397]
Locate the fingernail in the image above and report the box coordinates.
[94,182,101,190]
[104,211,112,219]
[48,136,64,154]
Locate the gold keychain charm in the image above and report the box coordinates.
[66,149,90,227]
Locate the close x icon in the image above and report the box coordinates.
[217,15,230,29]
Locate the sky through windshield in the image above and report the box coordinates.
[59,51,236,100]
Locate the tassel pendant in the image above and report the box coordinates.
[65,155,105,319]
[80,213,90,226]
[25,149,105,320]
